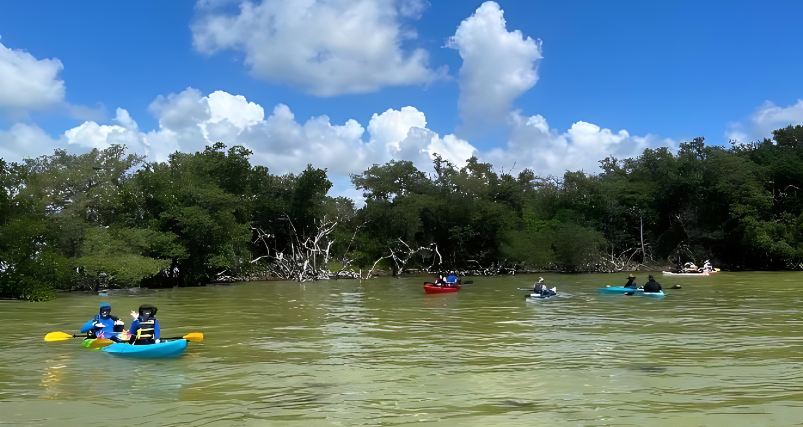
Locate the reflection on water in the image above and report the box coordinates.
[1,272,803,426]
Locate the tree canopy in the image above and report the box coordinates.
[3,125,803,300]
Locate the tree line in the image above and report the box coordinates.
[2,125,802,300]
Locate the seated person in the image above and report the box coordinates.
[445,271,459,287]
[533,278,557,296]
[624,274,638,289]
[434,275,446,287]
[126,304,161,345]
[80,302,125,341]
[643,275,662,293]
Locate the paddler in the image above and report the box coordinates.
[533,277,556,297]
[80,302,125,341]
[624,274,638,289]
[643,275,662,293]
[124,304,161,345]
[445,271,459,287]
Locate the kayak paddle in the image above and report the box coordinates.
[44,332,88,341]
[86,332,204,349]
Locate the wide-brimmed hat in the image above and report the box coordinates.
[627,274,636,279]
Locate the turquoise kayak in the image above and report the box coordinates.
[83,339,188,358]
[597,286,665,298]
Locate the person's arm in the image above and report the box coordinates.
[128,319,141,338]
[80,319,96,333]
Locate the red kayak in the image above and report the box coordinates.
[424,282,460,294]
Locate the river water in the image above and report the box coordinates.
[1,272,802,426]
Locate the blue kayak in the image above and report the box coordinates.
[597,286,665,298]
[83,339,188,358]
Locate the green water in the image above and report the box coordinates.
[1,272,802,426]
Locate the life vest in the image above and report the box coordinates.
[135,319,157,342]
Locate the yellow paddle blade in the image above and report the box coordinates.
[183,332,203,342]
[87,338,115,349]
[45,332,75,342]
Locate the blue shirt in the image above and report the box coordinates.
[80,316,117,335]
[446,275,459,283]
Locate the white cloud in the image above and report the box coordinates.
[368,106,427,155]
[480,112,667,177]
[447,1,542,128]
[726,99,803,143]
[0,123,62,160]
[0,36,65,113]
[65,108,146,152]
[192,0,439,96]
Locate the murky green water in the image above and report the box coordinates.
[1,272,802,426]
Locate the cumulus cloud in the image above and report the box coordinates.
[726,99,803,143]
[480,112,669,177]
[0,123,63,160]
[0,36,65,113]
[447,1,542,128]
[23,88,472,178]
[192,0,439,96]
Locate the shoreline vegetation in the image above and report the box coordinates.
[2,125,803,301]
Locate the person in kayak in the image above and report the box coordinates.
[80,302,125,341]
[445,271,459,287]
[533,278,557,297]
[125,304,161,345]
[643,275,662,293]
[624,274,639,289]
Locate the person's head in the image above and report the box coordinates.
[99,302,112,319]
[449,271,455,275]
[627,274,636,281]
[537,277,544,283]
[648,275,655,281]
[138,304,158,320]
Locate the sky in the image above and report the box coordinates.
[1,0,803,200]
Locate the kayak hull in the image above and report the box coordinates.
[82,339,188,358]
[526,293,555,300]
[597,287,665,298]
[662,271,714,276]
[424,282,460,294]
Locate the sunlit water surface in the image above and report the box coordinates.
[1,272,802,426]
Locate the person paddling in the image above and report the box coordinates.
[124,304,161,345]
[533,277,557,297]
[80,302,125,341]
[643,275,662,293]
[624,274,639,289]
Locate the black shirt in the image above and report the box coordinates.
[643,280,662,293]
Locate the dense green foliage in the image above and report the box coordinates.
[2,125,803,300]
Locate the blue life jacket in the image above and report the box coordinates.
[446,275,459,284]
[130,318,160,344]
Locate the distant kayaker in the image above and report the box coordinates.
[124,304,161,345]
[533,278,557,297]
[80,302,125,341]
[624,274,638,289]
[643,275,662,293]
[445,271,459,287]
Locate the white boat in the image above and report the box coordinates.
[662,270,717,276]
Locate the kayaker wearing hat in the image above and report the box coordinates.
[624,274,638,289]
[80,302,125,341]
[533,277,556,297]
[124,304,161,345]
[643,275,662,293]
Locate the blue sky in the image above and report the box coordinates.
[1,0,803,198]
